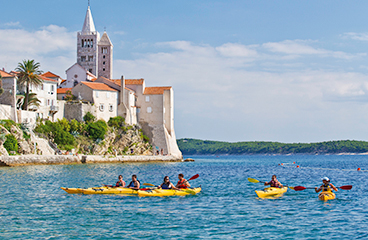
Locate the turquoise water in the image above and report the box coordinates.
[0,155,367,239]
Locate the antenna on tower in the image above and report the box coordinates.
[88,0,90,7]
[104,26,106,32]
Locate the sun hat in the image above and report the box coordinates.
[322,177,330,181]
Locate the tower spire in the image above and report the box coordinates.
[81,4,96,35]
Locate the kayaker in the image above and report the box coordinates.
[158,176,178,189]
[176,173,191,189]
[115,175,126,187]
[127,175,140,190]
[264,175,283,188]
[315,177,338,193]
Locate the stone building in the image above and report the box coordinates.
[76,5,113,79]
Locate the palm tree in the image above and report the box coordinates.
[22,93,41,110]
[16,60,43,110]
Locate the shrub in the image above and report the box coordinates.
[70,119,82,133]
[57,118,71,132]
[108,116,125,129]
[83,112,96,122]
[87,120,107,140]
[4,134,18,153]
[0,120,16,131]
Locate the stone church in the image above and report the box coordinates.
[58,5,182,158]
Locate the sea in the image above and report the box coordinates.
[0,154,367,239]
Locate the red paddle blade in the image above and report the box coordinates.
[339,185,352,190]
[293,186,307,191]
[188,174,199,181]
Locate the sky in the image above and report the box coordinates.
[1,0,368,143]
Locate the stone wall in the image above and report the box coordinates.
[0,154,182,167]
[64,102,96,122]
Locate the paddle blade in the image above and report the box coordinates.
[339,185,353,190]
[288,186,295,190]
[247,178,260,183]
[143,183,156,187]
[293,186,307,191]
[188,174,199,181]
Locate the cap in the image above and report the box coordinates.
[322,177,330,181]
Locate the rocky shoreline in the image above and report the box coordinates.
[0,155,183,167]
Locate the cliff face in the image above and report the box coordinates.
[0,122,43,156]
[77,126,153,156]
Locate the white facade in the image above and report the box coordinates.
[63,63,96,89]
[72,81,118,122]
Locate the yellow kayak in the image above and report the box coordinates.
[61,186,141,195]
[255,187,288,198]
[137,187,202,197]
[318,191,336,201]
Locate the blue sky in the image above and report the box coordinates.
[2,1,368,143]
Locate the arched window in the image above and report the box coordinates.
[99,104,104,112]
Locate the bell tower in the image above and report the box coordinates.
[77,5,100,76]
[98,31,113,79]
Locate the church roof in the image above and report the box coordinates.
[80,81,118,92]
[144,86,172,95]
[41,71,61,79]
[81,6,96,35]
[99,32,113,46]
[0,69,13,78]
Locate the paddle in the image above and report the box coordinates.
[247,177,294,190]
[293,185,353,191]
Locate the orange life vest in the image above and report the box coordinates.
[177,179,187,189]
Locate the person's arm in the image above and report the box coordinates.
[135,181,140,190]
[315,186,321,193]
[330,183,338,191]
[185,180,191,188]
[171,183,179,190]
[264,182,270,186]
[122,181,126,188]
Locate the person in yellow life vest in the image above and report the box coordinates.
[315,177,338,193]
[175,173,191,189]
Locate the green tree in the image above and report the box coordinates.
[83,112,96,122]
[16,60,43,110]
[4,134,18,154]
[87,120,107,140]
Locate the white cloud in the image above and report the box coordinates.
[0,25,75,75]
[3,21,21,28]
[216,43,258,57]
[342,32,368,41]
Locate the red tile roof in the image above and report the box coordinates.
[81,82,117,92]
[39,75,58,83]
[57,88,72,94]
[144,87,172,95]
[125,79,144,85]
[0,69,13,78]
[41,71,60,78]
[60,79,66,84]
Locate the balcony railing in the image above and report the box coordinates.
[49,105,59,112]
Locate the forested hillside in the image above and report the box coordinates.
[177,138,368,155]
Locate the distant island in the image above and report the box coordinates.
[177,138,368,155]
